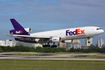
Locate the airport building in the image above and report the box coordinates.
[59,40,81,50]
[81,45,89,49]
[85,38,93,46]
[97,38,104,48]
[59,42,66,48]
[5,39,16,47]
[0,40,6,46]
[0,39,42,48]
[0,40,16,47]
[16,41,42,48]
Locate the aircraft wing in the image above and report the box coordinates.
[4,34,51,39]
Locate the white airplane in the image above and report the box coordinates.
[5,19,104,46]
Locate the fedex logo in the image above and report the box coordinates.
[53,39,58,40]
[16,30,23,33]
[66,29,85,36]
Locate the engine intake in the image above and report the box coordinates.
[25,28,31,33]
[51,37,60,43]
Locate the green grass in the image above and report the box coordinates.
[12,54,42,56]
[0,60,105,70]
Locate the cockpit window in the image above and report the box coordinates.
[97,28,101,30]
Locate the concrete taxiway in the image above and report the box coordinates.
[0,52,105,61]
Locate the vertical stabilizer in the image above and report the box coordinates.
[10,19,29,35]
[10,19,24,30]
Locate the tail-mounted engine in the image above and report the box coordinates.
[25,28,31,33]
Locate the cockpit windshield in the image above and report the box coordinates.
[97,28,102,30]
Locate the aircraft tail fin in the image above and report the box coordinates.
[10,19,29,35]
[10,19,24,30]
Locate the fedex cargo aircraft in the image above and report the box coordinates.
[5,19,104,45]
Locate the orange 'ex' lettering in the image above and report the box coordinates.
[77,29,85,35]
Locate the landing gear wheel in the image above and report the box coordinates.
[88,41,90,43]
[43,45,50,47]
[51,45,57,48]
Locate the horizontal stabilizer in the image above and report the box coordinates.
[4,34,21,39]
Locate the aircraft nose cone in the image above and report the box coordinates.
[96,29,104,35]
[102,29,104,33]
